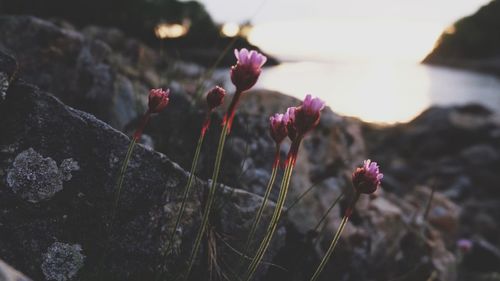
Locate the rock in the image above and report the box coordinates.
[463,238,500,272]
[460,144,499,166]
[0,259,32,281]
[0,64,283,280]
[364,104,500,198]
[0,16,152,129]
[41,242,85,281]
[364,104,500,279]
[0,52,17,102]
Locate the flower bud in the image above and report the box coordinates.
[206,86,226,110]
[230,48,267,92]
[457,239,473,253]
[148,88,170,113]
[352,160,383,194]
[269,113,288,144]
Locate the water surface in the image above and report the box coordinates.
[255,61,500,123]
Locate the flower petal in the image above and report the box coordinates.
[238,48,249,64]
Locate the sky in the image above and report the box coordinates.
[196,0,492,62]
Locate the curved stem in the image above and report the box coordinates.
[241,146,281,262]
[285,192,345,278]
[133,111,151,141]
[313,192,345,234]
[164,128,206,257]
[243,144,298,281]
[308,192,360,281]
[194,37,239,101]
[111,111,150,222]
[184,121,230,280]
[110,137,137,224]
[286,182,318,213]
[200,111,212,138]
[223,90,242,134]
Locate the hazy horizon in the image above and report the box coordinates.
[199,0,492,62]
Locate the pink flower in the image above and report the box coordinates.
[457,239,473,253]
[352,160,383,194]
[148,88,170,113]
[286,95,325,140]
[269,113,288,145]
[230,48,267,92]
[206,86,226,110]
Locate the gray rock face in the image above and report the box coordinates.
[6,148,79,203]
[0,57,283,280]
[0,51,17,103]
[0,16,145,129]
[41,242,85,281]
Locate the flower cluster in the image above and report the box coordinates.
[243,95,326,281]
[113,47,387,281]
[269,95,326,166]
[352,159,384,194]
[270,94,325,170]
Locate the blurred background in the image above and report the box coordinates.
[206,0,500,123]
[1,1,500,281]
[2,0,499,123]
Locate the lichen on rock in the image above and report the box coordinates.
[59,158,80,181]
[0,72,8,101]
[41,242,85,281]
[6,148,79,203]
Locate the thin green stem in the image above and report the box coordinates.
[308,193,360,281]
[243,161,295,281]
[194,37,238,101]
[164,130,206,256]
[285,192,345,278]
[111,138,137,221]
[241,148,280,262]
[423,179,436,222]
[286,182,318,213]
[184,122,230,280]
[313,192,345,236]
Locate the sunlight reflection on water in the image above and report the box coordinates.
[255,61,500,124]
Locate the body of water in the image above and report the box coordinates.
[255,61,500,123]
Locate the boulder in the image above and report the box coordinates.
[0,52,283,280]
[0,16,160,129]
